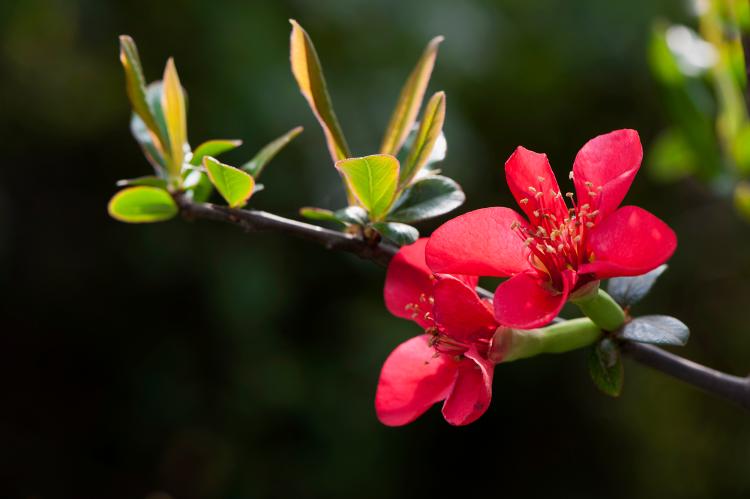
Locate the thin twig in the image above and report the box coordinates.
[176,196,750,411]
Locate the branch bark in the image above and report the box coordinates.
[176,196,750,410]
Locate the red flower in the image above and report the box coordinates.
[375,239,498,426]
[426,129,677,329]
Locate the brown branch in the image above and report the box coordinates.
[176,195,750,411]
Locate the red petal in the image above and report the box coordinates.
[505,146,567,224]
[580,206,677,279]
[375,335,459,426]
[384,238,435,328]
[493,270,574,328]
[433,276,496,341]
[426,207,531,277]
[441,348,494,426]
[573,129,642,220]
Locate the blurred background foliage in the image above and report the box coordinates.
[2,0,750,498]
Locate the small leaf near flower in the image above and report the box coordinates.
[400,91,446,189]
[607,265,668,307]
[380,36,443,156]
[289,20,350,163]
[618,315,689,346]
[588,338,623,397]
[388,175,464,223]
[335,155,399,222]
[372,222,419,246]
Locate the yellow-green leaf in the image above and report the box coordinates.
[203,156,255,208]
[380,36,444,155]
[289,20,350,163]
[108,186,178,223]
[242,126,303,178]
[401,91,446,188]
[335,155,399,221]
[161,58,188,176]
[190,139,243,166]
[119,36,159,136]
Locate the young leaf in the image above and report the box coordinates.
[203,156,255,208]
[400,91,446,188]
[119,36,159,136]
[372,222,419,246]
[388,175,464,223]
[108,186,178,223]
[334,206,368,225]
[335,155,399,221]
[588,338,623,397]
[618,315,689,346]
[161,58,188,175]
[300,207,345,225]
[380,36,444,155]
[190,139,242,166]
[607,265,668,307]
[242,126,303,178]
[116,175,168,189]
[289,20,350,163]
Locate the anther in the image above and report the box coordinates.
[568,171,574,180]
[520,198,529,205]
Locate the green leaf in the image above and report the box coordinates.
[161,58,188,175]
[108,186,178,223]
[242,126,303,178]
[334,206,368,225]
[289,20,350,163]
[190,139,242,166]
[116,175,168,189]
[300,207,344,225]
[203,156,255,208]
[380,36,443,155]
[182,170,213,203]
[588,338,623,397]
[119,36,160,138]
[607,265,668,308]
[372,222,419,246]
[618,315,689,346]
[388,175,464,223]
[401,91,446,188]
[299,206,368,227]
[335,155,399,221]
[735,182,750,222]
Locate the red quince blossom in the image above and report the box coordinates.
[425,129,677,329]
[375,238,499,426]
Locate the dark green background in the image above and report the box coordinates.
[2,0,749,498]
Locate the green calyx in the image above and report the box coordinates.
[571,286,626,332]
[491,318,603,363]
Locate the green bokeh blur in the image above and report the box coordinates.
[2,0,750,498]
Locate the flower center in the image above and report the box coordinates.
[511,174,603,289]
